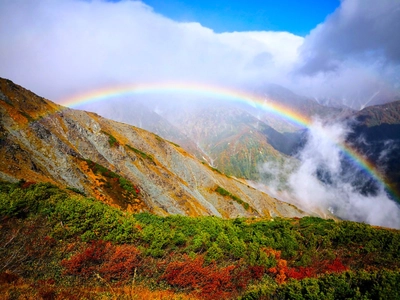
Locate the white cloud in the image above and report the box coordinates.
[1,0,399,107]
[263,120,400,229]
[0,0,303,100]
[294,0,400,107]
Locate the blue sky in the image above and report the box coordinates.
[142,0,340,35]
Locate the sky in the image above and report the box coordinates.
[0,0,399,108]
[141,0,340,35]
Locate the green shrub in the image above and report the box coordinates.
[126,144,155,163]
[1,180,400,299]
[66,186,86,196]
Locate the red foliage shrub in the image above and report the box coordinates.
[38,288,56,300]
[161,255,265,299]
[265,247,349,284]
[43,236,57,247]
[286,266,315,280]
[61,240,141,282]
[0,271,19,284]
[279,257,348,282]
[248,265,266,281]
[161,255,235,299]
[21,181,36,189]
[326,258,348,273]
[231,265,266,290]
[99,244,141,281]
[62,240,109,277]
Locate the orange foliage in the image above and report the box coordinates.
[116,285,200,300]
[265,248,288,284]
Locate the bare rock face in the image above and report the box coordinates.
[0,77,308,218]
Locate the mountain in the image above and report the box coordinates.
[345,100,400,199]
[74,90,304,183]
[72,84,349,188]
[248,83,353,132]
[350,100,400,127]
[162,103,301,181]
[313,90,400,111]
[0,77,307,218]
[77,97,208,161]
[1,79,399,299]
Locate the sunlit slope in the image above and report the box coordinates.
[0,77,307,218]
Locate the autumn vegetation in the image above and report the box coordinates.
[1,181,400,299]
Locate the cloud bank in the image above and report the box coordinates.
[0,0,399,107]
[261,120,400,229]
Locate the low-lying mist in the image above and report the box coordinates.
[260,120,400,229]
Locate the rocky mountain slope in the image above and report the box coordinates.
[163,104,297,181]
[0,77,308,218]
[351,100,400,127]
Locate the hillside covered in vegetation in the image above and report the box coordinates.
[1,181,399,299]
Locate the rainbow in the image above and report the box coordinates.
[59,82,398,201]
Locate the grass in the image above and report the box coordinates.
[215,186,251,211]
[101,130,119,147]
